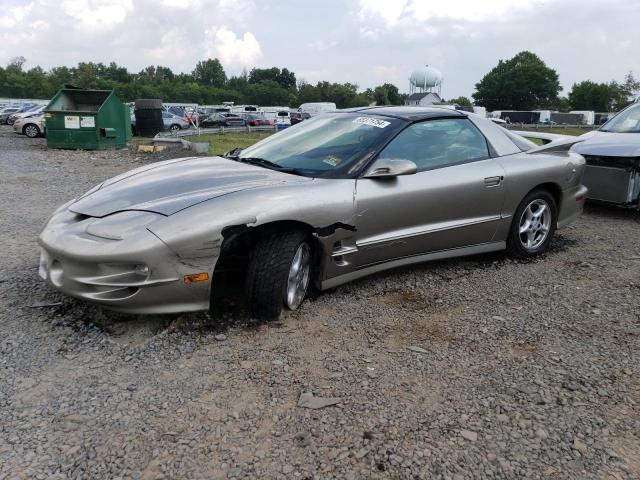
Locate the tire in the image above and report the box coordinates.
[169,124,180,132]
[135,98,163,109]
[245,230,312,320]
[23,124,40,138]
[506,189,557,258]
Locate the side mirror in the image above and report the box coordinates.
[363,158,418,178]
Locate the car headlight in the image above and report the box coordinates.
[85,211,163,240]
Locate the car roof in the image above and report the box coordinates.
[342,106,466,121]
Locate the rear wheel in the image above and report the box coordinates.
[23,124,40,138]
[245,230,312,320]
[169,124,180,132]
[507,189,557,258]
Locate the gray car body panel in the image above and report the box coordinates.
[572,130,640,206]
[570,102,640,207]
[38,107,587,314]
[70,156,313,217]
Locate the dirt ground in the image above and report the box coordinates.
[0,126,639,479]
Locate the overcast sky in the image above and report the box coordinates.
[1,0,639,99]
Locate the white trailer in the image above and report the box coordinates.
[534,110,552,124]
[298,102,336,116]
[569,110,595,125]
[262,106,291,127]
[230,105,264,115]
[472,106,486,117]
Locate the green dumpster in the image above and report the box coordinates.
[44,87,132,150]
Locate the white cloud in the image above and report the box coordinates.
[0,2,34,29]
[0,0,638,103]
[147,28,191,68]
[406,0,545,22]
[358,0,408,24]
[203,26,262,70]
[357,0,546,26]
[306,40,338,51]
[60,0,133,29]
[159,0,200,8]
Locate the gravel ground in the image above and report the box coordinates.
[1,125,639,480]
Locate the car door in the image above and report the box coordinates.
[354,118,505,267]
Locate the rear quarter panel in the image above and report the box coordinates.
[495,151,585,236]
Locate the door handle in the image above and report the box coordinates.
[484,176,503,187]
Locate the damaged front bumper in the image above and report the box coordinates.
[583,155,640,206]
[38,208,214,314]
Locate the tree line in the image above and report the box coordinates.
[0,56,403,109]
[470,51,639,112]
[1,52,637,112]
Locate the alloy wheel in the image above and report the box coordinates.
[24,125,39,138]
[518,199,551,250]
[285,243,311,310]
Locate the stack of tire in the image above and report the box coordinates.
[134,99,163,137]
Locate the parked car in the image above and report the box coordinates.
[0,106,21,124]
[38,107,586,320]
[8,104,44,125]
[290,111,310,126]
[166,105,186,117]
[162,111,190,132]
[13,113,45,138]
[239,113,272,126]
[201,112,246,127]
[274,110,291,129]
[570,101,640,207]
[186,109,209,126]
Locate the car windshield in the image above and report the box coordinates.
[238,113,405,178]
[601,102,640,133]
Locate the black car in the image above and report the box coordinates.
[239,113,272,126]
[201,113,246,127]
[290,111,310,126]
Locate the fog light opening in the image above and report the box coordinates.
[50,260,64,287]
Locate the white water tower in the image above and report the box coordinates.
[409,65,443,95]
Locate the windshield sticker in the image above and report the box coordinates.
[323,155,342,167]
[352,117,390,128]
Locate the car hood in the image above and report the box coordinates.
[573,130,640,157]
[69,156,312,217]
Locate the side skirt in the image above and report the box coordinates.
[320,241,506,290]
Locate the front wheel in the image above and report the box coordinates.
[169,124,180,132]
[245,230,312,320]
[23,124,40,138]
[506,189,557,258]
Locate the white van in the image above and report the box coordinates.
[298,102,337,117]
[275,110,291,128]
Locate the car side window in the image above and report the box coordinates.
[377,118,490,172]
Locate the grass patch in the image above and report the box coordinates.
[186,131,274,156]
[507,126,593,137]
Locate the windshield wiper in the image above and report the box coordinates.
[239,157,306,176]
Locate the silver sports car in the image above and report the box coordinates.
[39,107,587,319]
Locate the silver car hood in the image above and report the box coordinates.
[573,131,640,157]
[70,156,311,217]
